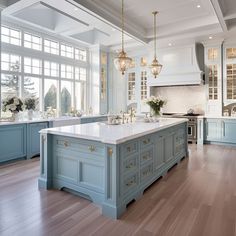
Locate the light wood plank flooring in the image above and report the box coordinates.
[1,144,236,236]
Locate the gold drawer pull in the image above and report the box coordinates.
[64,141,69,147]
[143,138,150,144]
[88,145,96,152]
[126,163,133,169]
[126,180,134,186]
[127,146,131,152]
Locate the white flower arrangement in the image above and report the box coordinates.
[2,96,23,113]
[145,96,166,116]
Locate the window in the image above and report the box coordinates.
[61,64,73,79]
[61,80,73,115]
[44,79,58,111]
[1,53,21,72]
[75,67,86,81]
[24,57,42,75]
[61,43,74,58]
[140,71,147,100]
[1,25,21,46]
[44,39,59,55]
[44,61,59,77]
[75,48,86,61]
[24,33,42,51]
[75,82,86,111]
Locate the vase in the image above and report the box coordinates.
[11,112,19,122]
[28,109,33,120]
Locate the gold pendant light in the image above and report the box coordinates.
[150,11,162,78]
[114,0,132,76]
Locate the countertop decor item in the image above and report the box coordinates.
[2,96,23,121]
[146,96,165,116]
[149,11,162,78]
[24,97,37,120]
[113,0,132,76]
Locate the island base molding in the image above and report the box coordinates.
[38,122,188,219]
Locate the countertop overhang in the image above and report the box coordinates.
[40,118,188,144]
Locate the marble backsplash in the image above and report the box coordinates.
[151,85,206,114]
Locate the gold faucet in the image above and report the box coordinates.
[129,107,135,123]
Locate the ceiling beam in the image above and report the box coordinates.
[210,0,228,32]
[224,13,236,20]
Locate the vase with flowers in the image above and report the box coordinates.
[2,96,23,121]
[24,97,36,120]
[146,96,166,117]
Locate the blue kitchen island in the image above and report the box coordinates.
[38,118,188,219]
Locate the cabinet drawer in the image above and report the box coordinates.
[123,155,138,174]
[140,136,153,148]
[140,148,153,165]
[55,138,105,156]
[122,141,138,157]
[123,172,139,194]
[140,163,153,182]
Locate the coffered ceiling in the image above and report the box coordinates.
[2,0,236,49]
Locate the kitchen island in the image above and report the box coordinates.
[38,118,188,219]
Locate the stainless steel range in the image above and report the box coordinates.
[162,113,200,144]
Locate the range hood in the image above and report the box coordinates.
[147,43,204,87]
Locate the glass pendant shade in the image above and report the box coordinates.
[150,58,162,78]
[150,11,162,78]
[114,50,132,75]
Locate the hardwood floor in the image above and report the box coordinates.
[1,144,236,236]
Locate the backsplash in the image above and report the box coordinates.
[151,85,206,114]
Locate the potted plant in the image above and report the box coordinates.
[146,96,166,117]
[24,97,36,120]
[2,96,23,121]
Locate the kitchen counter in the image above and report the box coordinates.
[39,118,188,218]
[40,118,188,144]
[0,114,107,126]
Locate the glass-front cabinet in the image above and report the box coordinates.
[204,44,222,115]
[126,55,150,114]
[223,45,236,116]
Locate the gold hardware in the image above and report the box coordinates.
[126,180,134,187]
[64,141,69,147]
[143,138,150,144]
[88,145,95,152]
[127,146,131,152]
[42,135,46,142]
[108,148,113,157]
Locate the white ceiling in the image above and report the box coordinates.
[2,0,236,49]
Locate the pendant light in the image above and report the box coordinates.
[150,11,162,78]
[114,0,132,76]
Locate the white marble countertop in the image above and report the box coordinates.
[40,118,188,144]
[203,115,236,119]
[0,114,107,126]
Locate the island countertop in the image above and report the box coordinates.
[40,118,188,144]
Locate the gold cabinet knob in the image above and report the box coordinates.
[64,141,69,147]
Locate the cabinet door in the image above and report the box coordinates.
[221,120,236,144]
[154,136,165,170]
[205,119,221,141]
[27,122,48,158]
[164,133,174,163]
[0,124,27,162]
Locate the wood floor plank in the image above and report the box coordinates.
[1,144,236,236]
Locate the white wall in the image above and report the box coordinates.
[152,85,206,114]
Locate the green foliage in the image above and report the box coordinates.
[24,97,36,110]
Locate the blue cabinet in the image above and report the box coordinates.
[204,118,236,144]
[0,124,27,163]
[27,122,48,159]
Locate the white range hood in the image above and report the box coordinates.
[147,43,204,87]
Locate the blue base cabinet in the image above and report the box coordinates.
[27,122,49,159]
[80,116,107,124]
[0,124,27,163]
[204,118,236,145]
[0,121,49,163]
[39,122,188,219]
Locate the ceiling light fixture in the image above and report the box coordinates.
[74,7,78,11]
[168,43,172,46]
[150,11,162,78]
[114,0,132,76]
[197,5,201,8]
[209,36,213,39]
